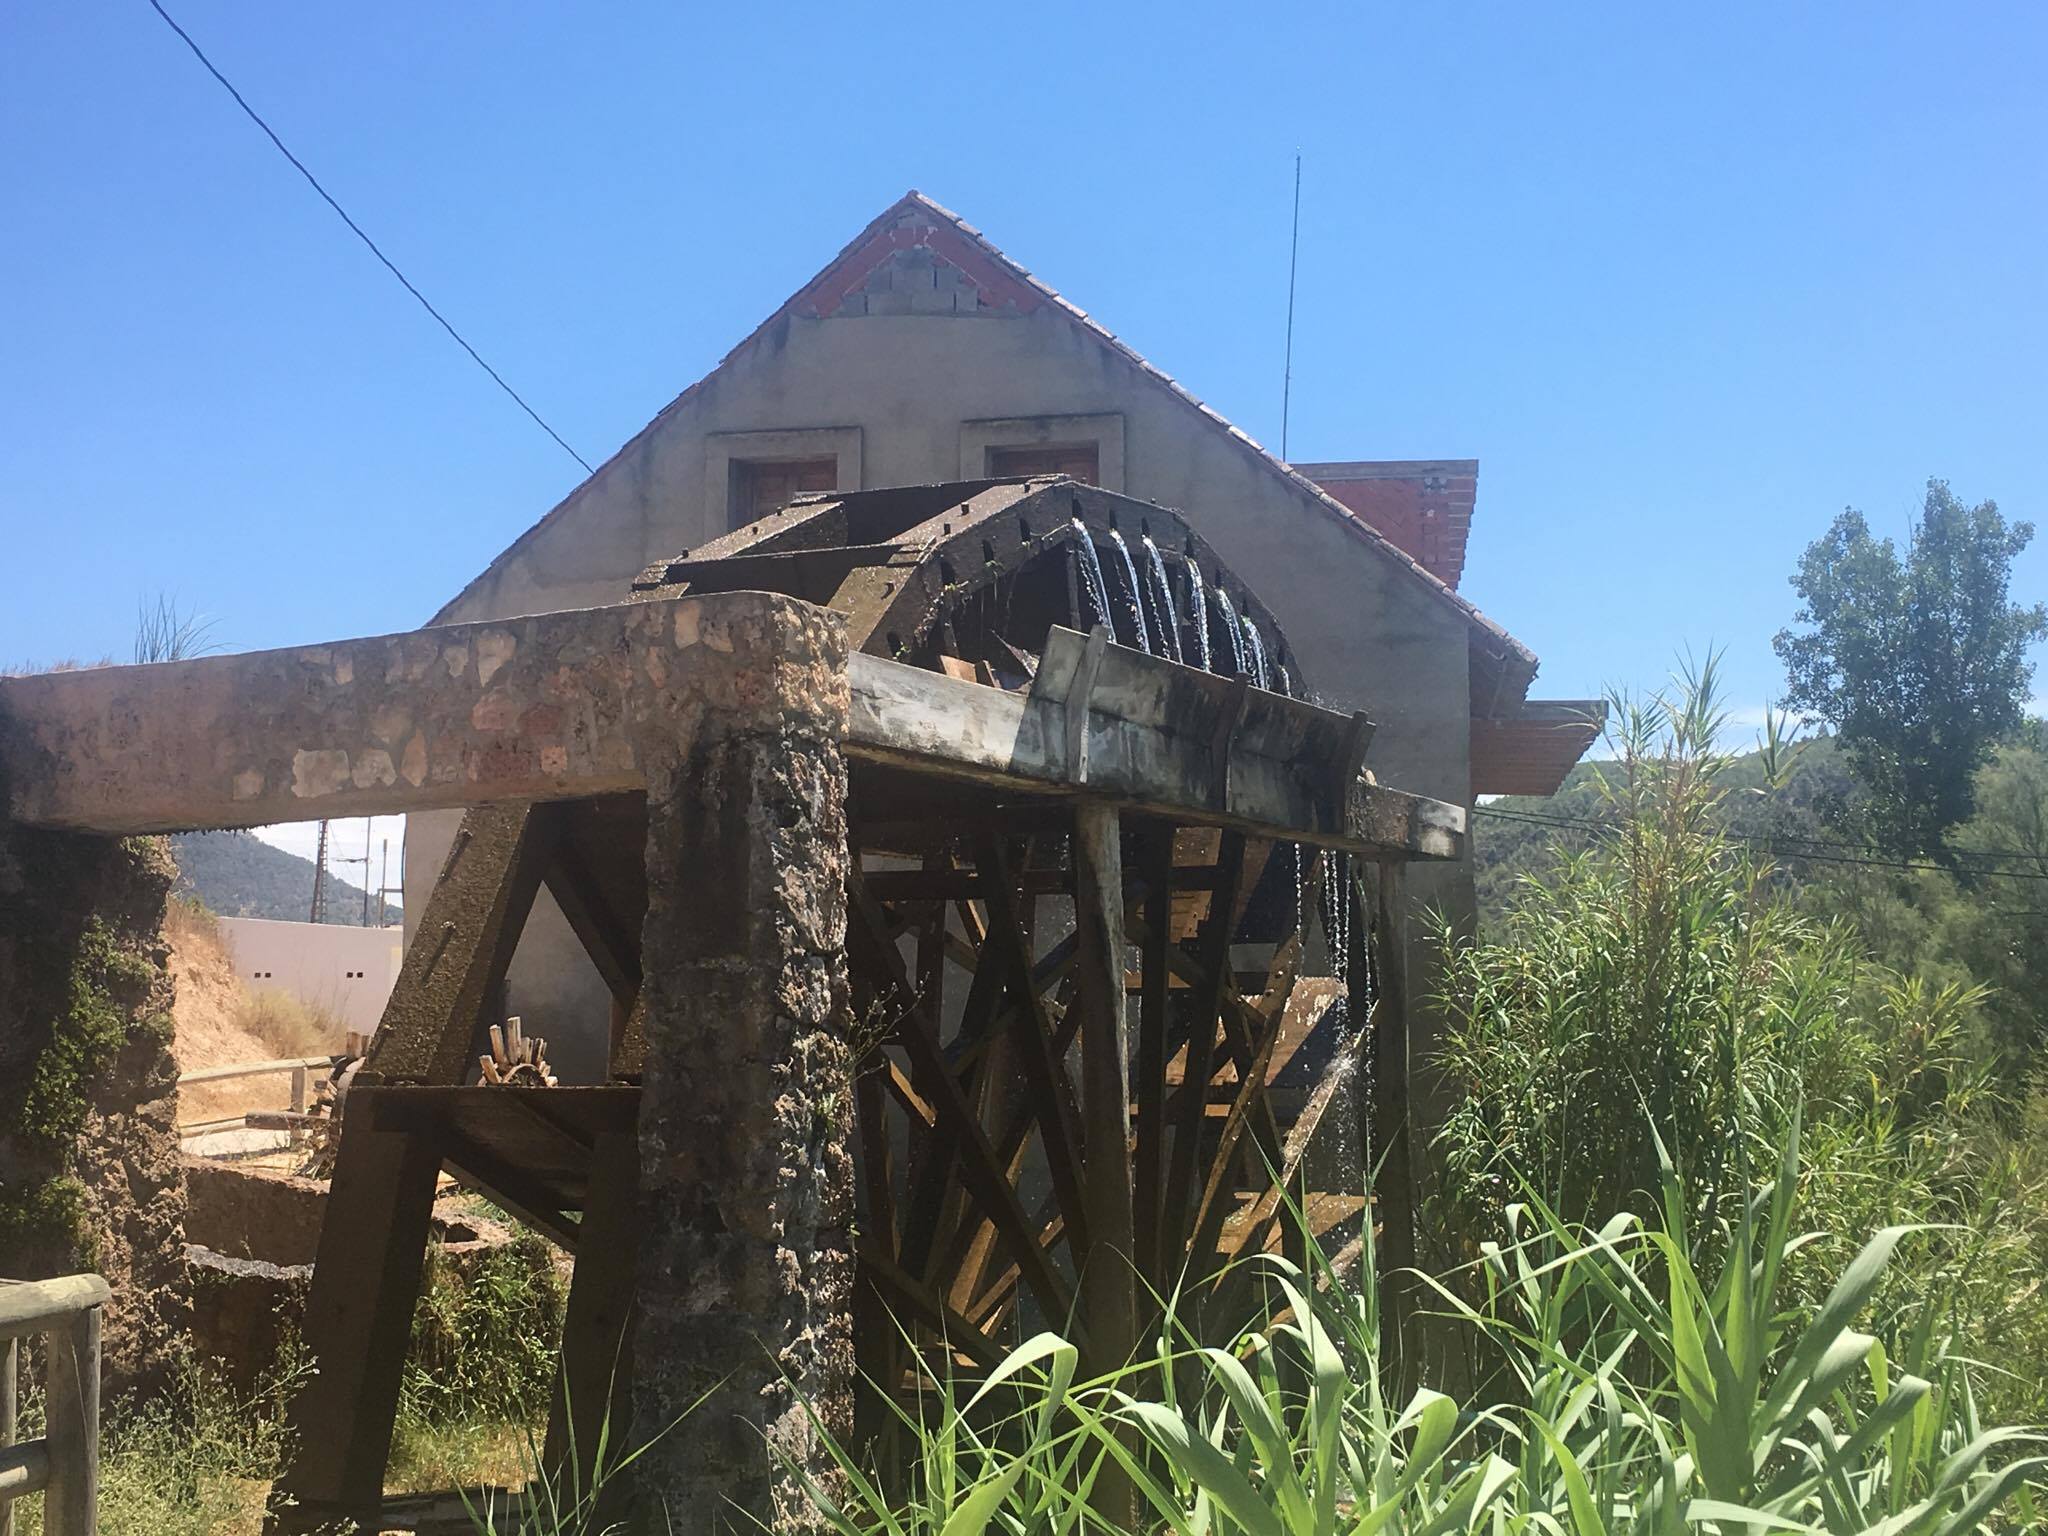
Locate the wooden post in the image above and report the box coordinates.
[545,1130,642,1517]
[2,1337,15,1536]
[272,1124,442,1530]
[1072,801,1136,1526]
[43,1305,99,1536]
[1132,821,1175,1290]
[290,1064,308,1115]
[1369,859,1418,1390]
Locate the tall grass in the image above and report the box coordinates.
[782,1116,2044,1535]
[1435,658,2048,1423]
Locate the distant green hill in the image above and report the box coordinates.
[170,830,396,925]
[1473,734,1859,923]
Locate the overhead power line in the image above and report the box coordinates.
[1474,804,2048,883]
[142,0,595,475]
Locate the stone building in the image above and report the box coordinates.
[411,191,1596,1101]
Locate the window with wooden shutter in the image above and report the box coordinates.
[732,456,839,526]
[986,443,1100,484]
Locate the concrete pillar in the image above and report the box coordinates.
[627,599,855,1535]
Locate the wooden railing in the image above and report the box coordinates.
[177,1056,333,1137]
[0,1274,108,1536]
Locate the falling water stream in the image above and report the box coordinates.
[1069,517,1113,632]
[1239,617,1271,691]
[1103,526,1154,655]
[1211,584,1248,677]
[1138,534,1183,664]
[1181,554,1212,672]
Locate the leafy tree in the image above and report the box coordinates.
[1774,478,2046,858]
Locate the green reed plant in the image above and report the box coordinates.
[779,1109,2042,1536]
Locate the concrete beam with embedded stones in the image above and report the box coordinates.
[0,593,846,835]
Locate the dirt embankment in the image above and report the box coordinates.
[166,902,334,1125]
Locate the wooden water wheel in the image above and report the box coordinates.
[639,477,1395,1425]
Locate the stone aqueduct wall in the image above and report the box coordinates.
[0,813,188,1393]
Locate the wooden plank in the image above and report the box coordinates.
[844,646,1464,861]
[0,1440,50,1502]
[1073,802,1137,1395]
[0,1277,110,1342]
[1160,833,1244,1274]
[544,1130,639,1513]
[275,1124,443,1527]
[1131,823,1175,1289]
[2,1335,16,1536]
[362,803,556,1085]
[41,1306,97,1536]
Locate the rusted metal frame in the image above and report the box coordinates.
[857,1245,1006,1373]
[978,837,1092,1262]
[363,802,559,1085]
[1131,820,1176,1292]
[848,871,1076,1326]
[1159,832,1246,1278]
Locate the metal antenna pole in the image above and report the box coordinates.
[1281,152,1302,461]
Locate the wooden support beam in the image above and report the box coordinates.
[1073,802,1137,1397]
[544,1129,640,1514]
[1369,859,1418,1390]
[362,803,555,1085]
[1161,833,1244,1272]
[543,838,643,1003]
[442,1144,583,1255]
[848,873,1074,1325]
[858,1245,1006,1372]
[978,839,1091,1261]
[1132,822,1175,1289]
[852,1069,904,1464]
[273,1123,443,1530]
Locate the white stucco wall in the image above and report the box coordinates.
[409,299,1477,1087]
[217,917,402,1037]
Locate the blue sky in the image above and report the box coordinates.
[6,0,2044,728]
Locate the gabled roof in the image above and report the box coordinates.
[438,192,1539,712]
